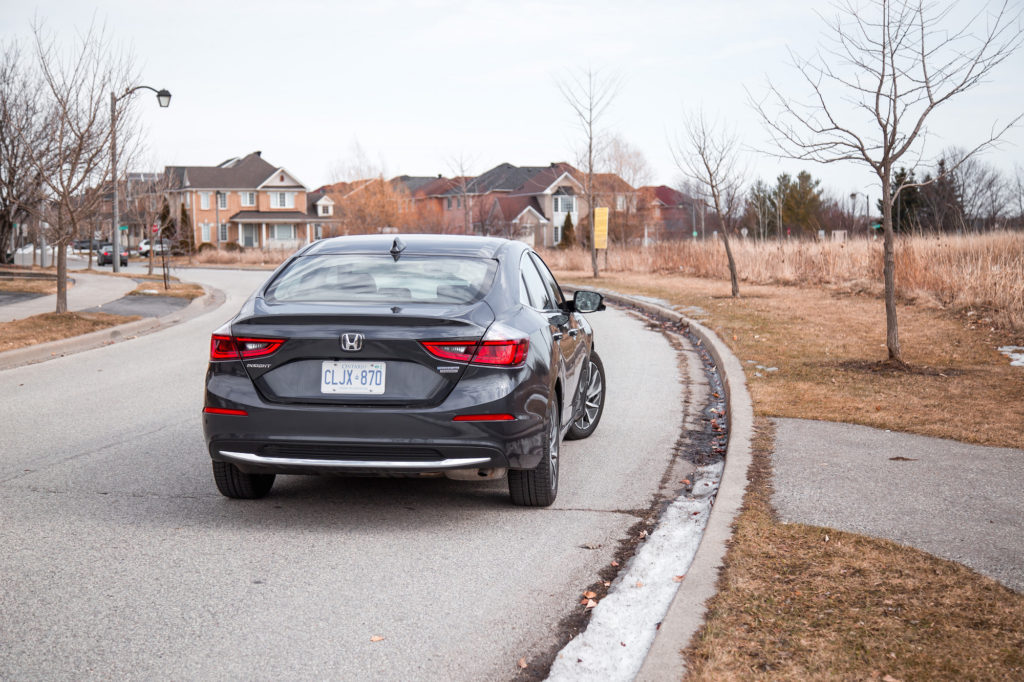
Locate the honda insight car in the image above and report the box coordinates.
[203,234,606,506]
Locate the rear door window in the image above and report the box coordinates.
[520,253,555,310]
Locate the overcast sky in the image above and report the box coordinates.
[4,0,1023,205]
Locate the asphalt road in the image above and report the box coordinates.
[0,267,690,680]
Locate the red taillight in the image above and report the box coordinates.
[210,334,284,361]
[421,338,529,366]
[452,414,516,422]
[203,406,248,416]
[473,340,529,365]
[420,341,477,363]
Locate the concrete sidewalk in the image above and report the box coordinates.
[0,270,136,323]
[772,418,1024,592]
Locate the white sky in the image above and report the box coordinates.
[4,0,1023,206]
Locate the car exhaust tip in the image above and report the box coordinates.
[444,468,507,481]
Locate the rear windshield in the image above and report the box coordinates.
[264,254,498,305]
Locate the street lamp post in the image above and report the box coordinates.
[110,85,170,273]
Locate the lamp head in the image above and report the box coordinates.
[156,89,171,108]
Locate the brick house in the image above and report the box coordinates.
[638,185,698,241]
[166,151,312,250]
[427,162,585,246]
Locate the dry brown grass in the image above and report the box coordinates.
[684,420,1024,681]
[126,281,204,300]
[0,277,68,295]
[0,311,140,353]
[550,266,1024,677]
[172,248,291,268]
[556,271,1023,448]
[544,231,1024,331]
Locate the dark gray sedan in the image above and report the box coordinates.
[203,234,606,506]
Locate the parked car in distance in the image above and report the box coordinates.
[73,238,103,252]
[203,234,608,507]
[97,243,128,267]
[138,238,171,257]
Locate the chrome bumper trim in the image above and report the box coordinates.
[218,450,492,470]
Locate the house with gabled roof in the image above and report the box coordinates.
[166,151,313,250]
[429,162,586,246]
[639,185,698,240]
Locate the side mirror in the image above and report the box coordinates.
[573,290,605,313]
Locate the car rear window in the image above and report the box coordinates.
[264,254,498,305]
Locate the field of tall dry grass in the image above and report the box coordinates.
[541,231,1024,332]
[180,231,1023,332]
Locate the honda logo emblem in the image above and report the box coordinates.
[340,333,364,352]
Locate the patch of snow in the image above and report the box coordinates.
[998,346,1024,367]
[139,289,159,295]
[765,367,779,373]
[546,462,725,682]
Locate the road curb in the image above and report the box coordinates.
[0,284,227,371]
[571,287,754,680]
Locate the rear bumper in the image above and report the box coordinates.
[211,441,502,475]
[203,370,549,475]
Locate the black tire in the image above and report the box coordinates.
[508,399,560,507]
[212,460,275,499]
[566,351,605,440]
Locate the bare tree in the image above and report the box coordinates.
[21,20,136,312]
[753,0,1022,366]
[673,110,745,297]
[602,134,650,243]
[944,147,1011,231]
[557,67,619,276]
[0,39,50,262]
[447,153,477,235]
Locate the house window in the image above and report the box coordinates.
[219,223,228,242]
[616,195,626,211]
[200,192,210,210]
[446,197,452,210]
[241,191,255,207]
[272,224,295,240]
[319,204,332,217]
[184,193,191,208]
[201,222,210,242]
[554,195,575,213]
[217,192,227,210]
[272,192,295,209]
[314,223,323,240]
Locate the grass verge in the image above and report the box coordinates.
[126,280,204,299]
[555,270,1023,448]
[0,311,141,353]
[0,277,67,296]
[683,419,1024,680]
[552,268,1024,678]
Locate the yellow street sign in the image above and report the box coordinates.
[594,207,608,249]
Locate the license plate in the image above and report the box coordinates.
[321,361,386,394]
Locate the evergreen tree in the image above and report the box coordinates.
[177,204,195,255]
[876,168,923,233]
[558,212,576,249]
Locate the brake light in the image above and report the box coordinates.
[203,406,248,416]
[210,334,284,361]
[421,338,529,366]
[452,414,516,422]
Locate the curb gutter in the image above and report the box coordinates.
[561,287,754,680]
[0,285,227,371]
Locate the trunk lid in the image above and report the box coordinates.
[231,298,494,407]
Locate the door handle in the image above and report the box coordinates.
[568,329,579,338]
[552,332,564,341]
